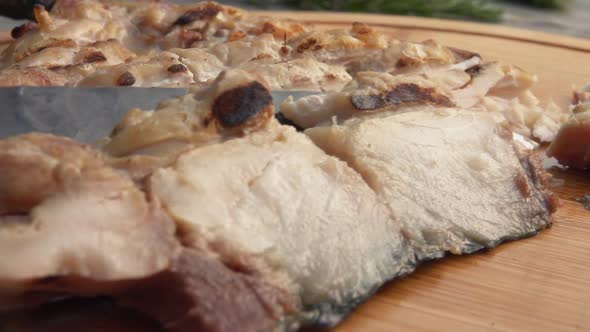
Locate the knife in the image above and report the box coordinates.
[0,87,313,143]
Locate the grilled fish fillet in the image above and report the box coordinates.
[148,123,414,327]
[306,109,558,259]
[0,66,558,331]
[105,69,414,328]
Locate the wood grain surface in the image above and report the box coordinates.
[259,12,590,332]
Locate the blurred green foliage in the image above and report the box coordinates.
[251,0,571,22]
[515,0,570,9]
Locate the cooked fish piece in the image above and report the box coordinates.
[547,84,590,170]
[1,5,132,67]
[287,22,389,64]
[168,48,226,83]
[2,38,135,71]
[207,33,284,67]
[172,40,351,91]
[346,39,481,75]
[100,69,274,181]
[306,109,557,259]
[77,51,194,87]
[148,123,414,328]
[0,39,138,87]
[86,67,412,329]
[242,57,352,92]
[0,132,298,332]
[286,23,479,75]
[0,133,179,310]
[0,66,69,86]
[157,3,308,50]
[281,61,569,142]
[280,70,459,129]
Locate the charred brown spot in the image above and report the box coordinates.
[212,82,272,128]
[167,64,188,74]
[395,56,421,69]
[247,27,262,35]
[11,22,38,39]
[202,114,213,127]
[449,47,481,62]
[83,51,107,64]
[228,30,246,42]
[280,45,290,55]
[351,22,372,35]
[173,4,222,26]
[296,38,318,53]
[179,29,204,48]
[251,53,272,61]
[30,39,78,58]
[466,64,483,77]
[324,73,337,80]
[514,172,531,198]
[351,83,455,111]
[116,72,136,86]
[262,22,277,34]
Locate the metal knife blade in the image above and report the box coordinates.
[0,87,315,143]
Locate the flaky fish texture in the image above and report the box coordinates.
[306,109,557,259]
[147,123,414,328]
[106,69,415,329]
[0,69,417,332]
[0,133,180,310]
[0,69,558,331]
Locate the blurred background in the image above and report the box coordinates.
[0,0,588,38]
[185,0,590,38]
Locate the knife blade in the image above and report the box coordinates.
[0,87,314,143]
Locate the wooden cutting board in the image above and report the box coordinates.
[262,12,590,332]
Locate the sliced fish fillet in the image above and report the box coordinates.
[148,123,414,327]
[306,109,557,259]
